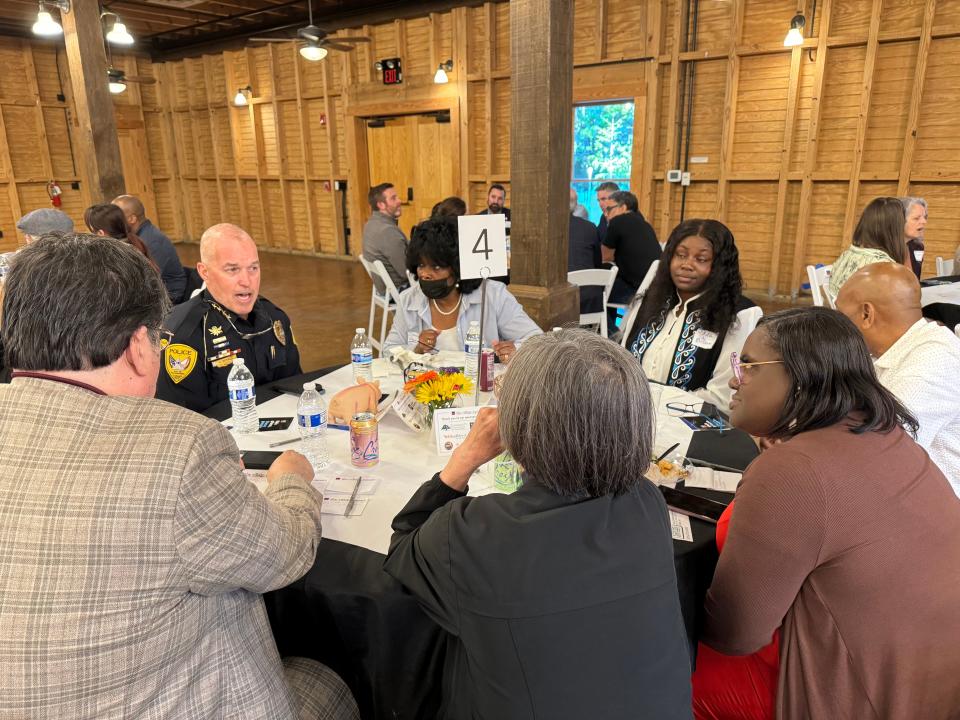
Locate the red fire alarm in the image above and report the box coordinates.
[319,113,327,126]
[323,181,331,192]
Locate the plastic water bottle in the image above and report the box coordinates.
[227,357,258,434]
[0,252,13,282]
[351,328,373,383]
[297,382,330,471]
[464,321,481,386]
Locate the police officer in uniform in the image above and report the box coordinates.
[156,223,301,413]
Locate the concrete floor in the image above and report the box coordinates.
[177,244,800,373]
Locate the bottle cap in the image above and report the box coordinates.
[355,327,365,334]
[234,357,245,365]
[303,381,314,390]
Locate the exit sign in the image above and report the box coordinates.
[380,57,402,85]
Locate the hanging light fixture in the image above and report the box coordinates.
[234,85,252,106]
[108,78,127,94]
[433,59,453,85]
[783,13,806,47]
[104,14,134,46]
[32,1,67,37]
[299,44,327,62]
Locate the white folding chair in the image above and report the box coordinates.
[359,256,399,356]
[936,256,956,277]
[606,259,660,332]
[371,260,403,353]
[568,265,619,338]
[806,264,835,309]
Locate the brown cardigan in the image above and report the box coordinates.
[703,420,960,719]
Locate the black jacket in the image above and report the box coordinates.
[384,475,693,720]
[568,214,603,313]
[155,291,301,413]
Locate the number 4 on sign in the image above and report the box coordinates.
[457,214,508,280]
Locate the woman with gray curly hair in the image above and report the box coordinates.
[384,329,692,720]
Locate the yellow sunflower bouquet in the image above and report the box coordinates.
[403,369,474,420]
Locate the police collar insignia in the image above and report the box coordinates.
[209,325,224,337]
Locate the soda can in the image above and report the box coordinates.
[480,348,495,392]
[350,412,379,467]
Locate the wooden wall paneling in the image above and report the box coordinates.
[0,106,25,248]
[842,0,883,240]
[639,0,664,217]
[292,45,318,254]
[269,44,294,251]
[914,36,960,181]
[485,3,495,189]
[788,0,834,296]
[595,0,608,61]
[202,54,228,221]
[715,0,745,221]
[861,40,915,177]
[156,63,188,240]
[21,41,54,180]
[897,0,937,194]
[221,52,250,232]
[322,57,345,255]
[245,48,274,248]
[766,47,804,296]
[657,0,685,240]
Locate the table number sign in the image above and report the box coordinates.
[457,214,508,280]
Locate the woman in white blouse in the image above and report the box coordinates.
[384,216,541,361]
[620,219,762,409]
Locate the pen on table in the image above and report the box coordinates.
[344,476,362,517]
[656,442,680,462]
[687,457,743,473]
[268,437,300,449]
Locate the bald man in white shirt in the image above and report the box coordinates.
[836,262,960,495]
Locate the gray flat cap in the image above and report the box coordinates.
[16,208,74,236]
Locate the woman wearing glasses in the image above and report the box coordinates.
[700,307,960,719]
[620,219,761,410]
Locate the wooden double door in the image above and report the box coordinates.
[365,113,457,240]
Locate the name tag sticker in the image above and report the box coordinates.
[692,329,718,349]
[914,249,925,262]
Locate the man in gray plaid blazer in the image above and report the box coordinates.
[0,234,357,719]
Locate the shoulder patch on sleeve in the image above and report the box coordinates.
[165,343,198,384]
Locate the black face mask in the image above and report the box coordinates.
[420,277,455,299]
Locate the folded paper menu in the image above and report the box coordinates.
[684,467,741,493]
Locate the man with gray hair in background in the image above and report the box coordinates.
[0,232,357,719]
[113,194,186,302]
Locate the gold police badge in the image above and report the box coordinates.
[164,344,198,384]
[273,320,286,346]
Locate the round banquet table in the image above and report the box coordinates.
[206,361,759,720]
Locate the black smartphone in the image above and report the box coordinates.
[659,486,728,524]
[240,450,282,470]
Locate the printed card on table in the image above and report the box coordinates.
[434,405,482,456]
[669,511,694,542]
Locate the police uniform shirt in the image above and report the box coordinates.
[156,291,301,413]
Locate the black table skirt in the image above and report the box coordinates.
[252,376,758,719]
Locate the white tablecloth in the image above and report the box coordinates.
[921,282,960,307]
[228,363,703,554]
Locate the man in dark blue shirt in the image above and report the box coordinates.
[595,181,620,244]
[113,195,187,303]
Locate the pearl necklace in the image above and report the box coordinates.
[432,295,461,316]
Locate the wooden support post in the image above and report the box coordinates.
[715,0,745,222]
[21,41,55,180]
[841,0,883,241]
[789,0,834,297]
[485,2,495,183]
[766,46,804,297]
[245,48,273,249]
[658,0,685,240]
[202,55,228,222]
[639,0,664,218]
[321,58,345,255]
[455,7,470,197]
[292,44,318,254]
[268,44,294,252]
[897,0,937,196]
[0,107,26,246]
[61,0,125,202]
[595,0,608,63]
[507,0,579,330]
[156,64,188,240]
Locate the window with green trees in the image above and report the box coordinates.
[571,101,635,225]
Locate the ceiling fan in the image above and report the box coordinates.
[107,66,156,94]
[250,0,370,61]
